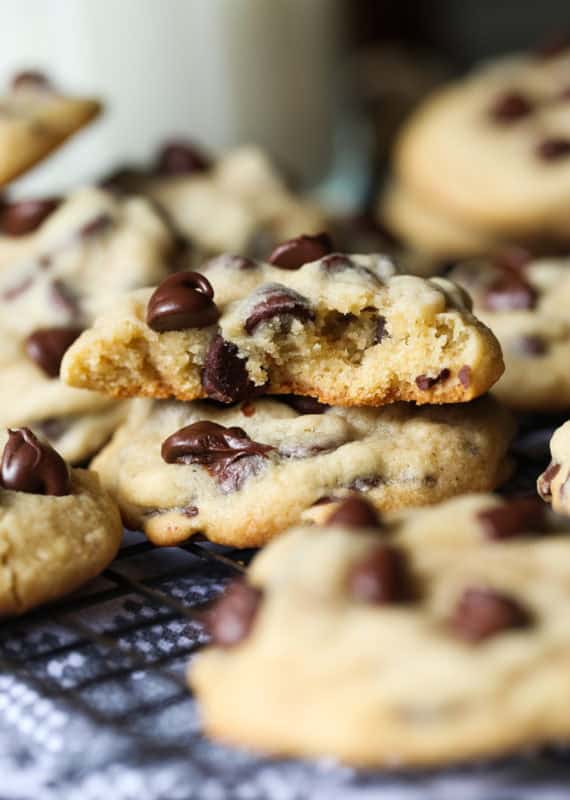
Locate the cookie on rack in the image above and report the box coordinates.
[91,394,514,547]
[191,493,570,767]
[62,240,504,407]
[393,44,570,239]
[0,186,179,462]
[0,428,122,616]
[0,71,101,186]
[449,252,570,411]
[105,143,326,260]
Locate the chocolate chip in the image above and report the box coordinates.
[415,369,450,391]
[241,401,256,417]
[11,71,51,91]
[537,137,570,161]
[327,497,383,529]
[202,580,262,647]
[538,461,561,500]
[319,254,354,273]
[373,315,388,345]
[182,505,199,518]
[79,213,114,239]
[161,420,273,492]
[268,233,334,270]
[458,365,471,388]
[25,327,83,378]
[155,141,211,176]
[477,498,546,540]
[348,545,409,604]
[147,272,219,332]
[244,286,314,335]
[490,91,533,123]
[450,588,530,642]
[279,395,329,414]
[493,246,533,273]
[202,335,263,404]
[513,335,547,357]
[0,428,69,496]
[483,274,536,311]
[0,198,60,236]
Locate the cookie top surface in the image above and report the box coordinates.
[395,48,570,235]
[61,248,504,407]
[191,493,570,767]
[450,252,570,410]
[0,72,101,186]
[92,394,513,547]
[0,429,122,615]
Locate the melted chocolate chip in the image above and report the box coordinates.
[415,369,450,391]
[513,335,547,357]
[203,580,262,647]
[483,273,536,311]
[537,137,570,161]
[241,401,256,417]
[202,335,263,404]
[0,428,69,496]
[25,327,83,378]
[493,246,533,273]
[147,272,219,332]
[319,253,354,273]
[477,498,546,540]
[458,365,471,388]
[538,461,561,500]
[373,315,388,345]
[268,233,334,270]
[161,420,273,492]
[489,91,533,123]
[155,141,211,176]
[327,497,383,529]
[348,545,409,604]
[11,71,51,91]
[0,198,60,236]
[244,286,314,335]
[451,588,530,642]
[279,395,329,414]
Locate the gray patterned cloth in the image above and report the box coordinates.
[2,422,570,800]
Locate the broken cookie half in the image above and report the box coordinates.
[62,238,504,407]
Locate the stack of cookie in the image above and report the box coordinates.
[379,41,570,264]
[60,232,513,548]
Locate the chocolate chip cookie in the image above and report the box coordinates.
[450,252,570,411]
[0,186,179,461]
[392,45,570,240]
[0,71,101,186]
[62,242,504,406]
[0,428,122,616]
[191,493,570,766]
[91,394,513,547]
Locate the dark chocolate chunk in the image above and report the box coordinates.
[0,428,69,496]
[161,420,273,492]
[327,497,383,529]
[537,137,570,161]
[147,271,219,332]
[268,233,333,270]
[202,580,262,647]
[25,326,83,378]
[11,71,51,91]
[415,369,450,391]
[0,198,60,236]
[458,365,471,388]
[450,587,530,642]
[348,545,410,604]
[202,335,263,404]
[489,91,533,123]
[483,273,536,311]
[477,498,546,540]
[244,286,314,335]
[538,461,561,501]
[155,141,211,176]
[279,395,329,414]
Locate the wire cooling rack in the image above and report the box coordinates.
[3,420,570,800]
